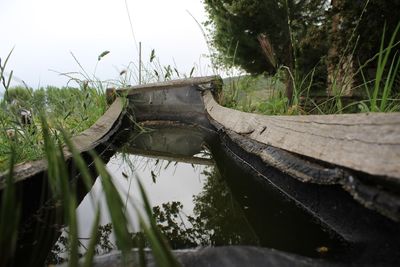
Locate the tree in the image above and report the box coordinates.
[204,0,329,99]
[326,0,400,96]
[205,0,400,100]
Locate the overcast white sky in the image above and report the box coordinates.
[0,0,214,89]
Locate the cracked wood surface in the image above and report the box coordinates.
[203,91,400,180]
[110,75,220,96]
[70,97,123,152]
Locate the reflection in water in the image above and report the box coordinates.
[151,167,259,249]
[47,124,349,264]
[211,145,348,259]
[48,151,258,263]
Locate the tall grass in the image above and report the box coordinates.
[0,85,107,172]
[0,48,185,265]
[214,0,399,116]
[0,49,111,172]
[221,22,400,116]
[368,22,400,112]
[0,114,181,266]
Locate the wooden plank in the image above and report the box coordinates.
[203,91,400,180]
[109,75,221,96]
[70,97,124,152]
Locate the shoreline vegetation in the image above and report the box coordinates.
[205,0,400,116]
[0,85,107,172]
[219,23,400,116]
[1,5,400,172]
[0,45,202,171]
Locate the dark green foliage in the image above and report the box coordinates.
[331,0,400,63]
[297,23,330,90]
[328,0,400,92]
[205,0,400,98]
[204,0,329,76]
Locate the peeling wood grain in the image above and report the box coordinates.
[203,91,400,181]
[110,76,221,96]
[70,98,124,152]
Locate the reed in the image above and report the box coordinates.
[0,114,182,266]
[221,23,400,116]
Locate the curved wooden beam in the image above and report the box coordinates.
[107,75,221,100]
[203,91,400,181]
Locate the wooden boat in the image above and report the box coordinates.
[2,76,400,266]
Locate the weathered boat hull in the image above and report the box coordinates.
[2,76,400,266]
[113,76,400,222]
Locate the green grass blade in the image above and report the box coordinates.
[0,149,20,266]
[372,24,387,110]
[55,142,79,267]
[139,220,171,266]
[40,115,61,194]
[67,191,79,267]
[373,22,400,111]
[60,129,97,202]
[135,177,181,267]
[136,232,147,267]
[359,65,372,101]
[83,208,101,267]
[89,151,132,254]
[381,52,400,111]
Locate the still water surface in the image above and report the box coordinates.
[77,154,209,239]
[50,125,346,262]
